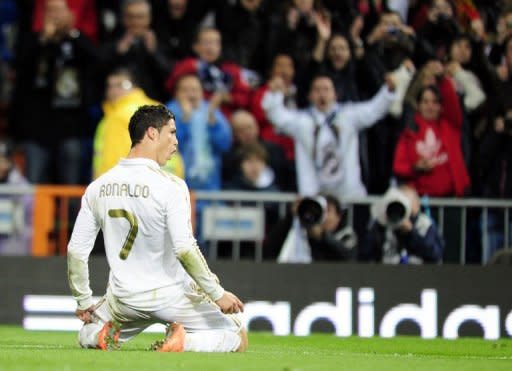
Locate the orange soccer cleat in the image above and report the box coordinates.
[151,322,185,352]
[97,321,120,351]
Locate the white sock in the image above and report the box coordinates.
[184,330,241,352]
[78,323,102,348]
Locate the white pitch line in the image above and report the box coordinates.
[249,349,512,360]
[0,344,67,349]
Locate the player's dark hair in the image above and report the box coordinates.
[128,105,174,147]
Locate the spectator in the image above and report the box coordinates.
[10,0,98,184]
[152,0,213,62]
[394,84,470,197]
[0,140,32,256]
[360,185,444,264]
[495,35,512,116]
[402,60,463,133]
[445,35,486,114]
[416,0,462,62]
[365,10,417,75]
[489,9,512,65]
[250,54,297,166]
[309,28,396,192]
[31,0,99,43]
[479,113,512,261]
[166,74,232,254]
[93,68,184,179]
[267,0,332,91]
[222,110,289,191]
[360,10,418,193]
[225,141,279,193]
[215,0,269,76]
[445,34,488,179]
[221,140,280,260]
[165,27,252,117]
[100,0,170,101]
[265,194,356,262]
[310,32,362,103]
[262,74,396,199]
[166,74,232,191]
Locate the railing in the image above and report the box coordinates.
[194,191,512,264]
[0,185,510,264]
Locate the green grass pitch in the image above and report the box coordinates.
[1,326,512,371]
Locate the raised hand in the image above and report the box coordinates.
[384,73,396,92]
[117,33,135,54]
[268,76,286,93]
[143,30,157,53]
[314,11,331,42]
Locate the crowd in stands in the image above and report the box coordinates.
[1,0,512,262]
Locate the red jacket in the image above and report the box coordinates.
[250,84,295,160]
[393,112,470,197]
[165,57,251,117]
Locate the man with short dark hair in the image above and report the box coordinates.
[263,74,396,199]
[68,105,247,352]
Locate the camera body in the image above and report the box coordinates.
[386,26,400,36]
[371,188,412,229]
[297,196,327,228]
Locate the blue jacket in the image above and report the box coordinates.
[166,100,232,190]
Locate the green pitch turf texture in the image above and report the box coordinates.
[1,326,511,370]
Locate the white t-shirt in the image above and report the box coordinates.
[68,158,211,311]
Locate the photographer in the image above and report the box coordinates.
[264,194,357,263]
[360,185,444,264]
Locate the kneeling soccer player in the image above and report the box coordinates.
[67,105,247,352]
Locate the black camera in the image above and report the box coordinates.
[387,26,400,36]
[297,196,327,228]
[437,13,450,22]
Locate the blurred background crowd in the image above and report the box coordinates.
[1,0,512,263]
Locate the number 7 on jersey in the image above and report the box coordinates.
[108,209,139,260]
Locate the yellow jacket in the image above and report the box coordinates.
[93,89,184,179]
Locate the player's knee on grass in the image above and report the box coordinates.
[78,323,102,348]
[236,329,248,352]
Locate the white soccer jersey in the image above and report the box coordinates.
[68,158,222,312]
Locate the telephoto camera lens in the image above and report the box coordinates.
[297,197,327,228]
[385,201,407,225]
